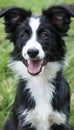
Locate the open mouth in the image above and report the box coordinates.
[25,59,44,75]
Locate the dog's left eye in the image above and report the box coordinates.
[41,32,49,40]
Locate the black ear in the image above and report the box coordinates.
[0,6,31,40]
[0,6,31,24]
[42,4,74,36]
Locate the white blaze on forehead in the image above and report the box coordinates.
[22,16,45,60]
[29,17,40,40]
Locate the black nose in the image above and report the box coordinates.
[27,48,39,58]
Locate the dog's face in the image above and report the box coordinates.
[0,5,74,76]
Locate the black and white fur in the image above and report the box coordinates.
[0,4,74,130]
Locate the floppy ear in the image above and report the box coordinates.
[42,4,74,36]
[0,6,31,40]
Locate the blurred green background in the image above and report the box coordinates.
[0,0,74,130]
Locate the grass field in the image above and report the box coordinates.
[0,0,74,129]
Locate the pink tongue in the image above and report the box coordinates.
[28,60,42,75]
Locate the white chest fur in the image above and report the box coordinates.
[10,61,66,130]
[27,77,54,130]
[19,76,66,130]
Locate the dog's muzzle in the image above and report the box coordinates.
[22,48,46,75]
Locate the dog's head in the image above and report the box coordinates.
[0,4,74,76]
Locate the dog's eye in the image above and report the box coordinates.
[21,33,28,39]
[41,32,49,40]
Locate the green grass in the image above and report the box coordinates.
[0,0,74,129]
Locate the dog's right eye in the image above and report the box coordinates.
[21,33,28,39]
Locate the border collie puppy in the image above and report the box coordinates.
[0,4,74,130]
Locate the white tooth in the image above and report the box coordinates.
[28,60,30,65]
